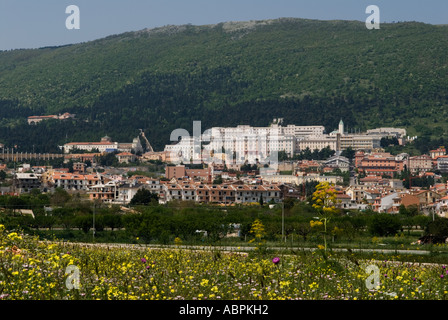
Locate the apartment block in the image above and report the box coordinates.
[408,155,433,174]
[437,156,448,173]
[88,181,119,203]
[161,182,281,205]
[430,147,446,159]
[165,165,212,181]
[50,172,102,191]
[356,152,404,177]
[14,173,41,192]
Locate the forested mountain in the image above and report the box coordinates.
[0,18,447,153]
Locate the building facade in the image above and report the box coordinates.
[408,155,433,174]
[63,136,142,154]
[356,152,405,177]
[160,183,281,205]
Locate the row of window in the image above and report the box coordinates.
[172,196,275,202]
[169,190,278,196]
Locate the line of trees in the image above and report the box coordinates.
[1,184,446,245]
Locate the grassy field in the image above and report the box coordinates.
[2,224,448,300]
[30,226,448,254]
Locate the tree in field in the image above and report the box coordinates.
[296,222,312,241]
[368,213,401,237]
[311,182,338,251]
[50,188,71,207]
[425,217,448,243]
[130,189,159,206]
[248,219,266,252]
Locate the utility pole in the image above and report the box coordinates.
[92,202,96,242]
[282,201,285,243]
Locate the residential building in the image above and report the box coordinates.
[436,195,448,217]
[165,165,187,180]
[430,147,446,159]
[400,193,420,209]
[164,183,184,202]
[408,155,433,174]
[296,160,320,173]
[345,184,370,203]
[436,156,448,173]
[73,162,86,173]
[377,192,401,213]
[356,152,404,177]
[335,192,352,209]
[49,172,102,191]
[262,173,343,185]
[234,184,281,204]
[262,175,300,185]
[186,167,213,182]
[323,155,350,172]
[116,182,145,204]
[160,182,281,205]
[195,184,211,203]
[144,179,164,196]
[165,165,213,182]
[412,189,441,207]
[88,181,119,203]
[208,185,223,203]
[389,179,404,189]
[142,151,168,162]
[179,183,197,202]
[359,175,389,186]
[116,152,137,164]
[14,173,41,192]
[431,183,447,197]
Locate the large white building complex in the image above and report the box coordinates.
[297,120,399,152]
[164,119,406,164]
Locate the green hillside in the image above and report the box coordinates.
[0,18,447,153]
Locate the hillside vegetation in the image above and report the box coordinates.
[0,18,447,152]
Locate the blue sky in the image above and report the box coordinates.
[0,0,446,50]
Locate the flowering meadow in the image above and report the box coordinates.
[1,225,448,300]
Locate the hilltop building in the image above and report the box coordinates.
[63,136,143,154]
[28,113,75,125]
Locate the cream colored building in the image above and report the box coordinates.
[297,135,338,151]
[340,135,381,150]
[63,136,117,153]
[262,174,343,185]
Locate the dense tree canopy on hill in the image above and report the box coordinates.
[0,18,447,153]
